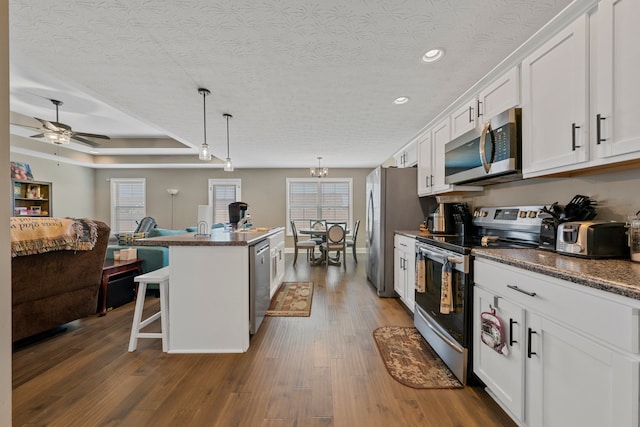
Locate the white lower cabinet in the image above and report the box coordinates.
[474,287,525,420]
[268,230,285,297]
[394,234,415,312]
[474,258,640,427]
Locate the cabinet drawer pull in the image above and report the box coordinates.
[596,114,606,145]
[527,328,537,358]
[572,123,581,150]
[507,285,536,297]
[509,318,518,346]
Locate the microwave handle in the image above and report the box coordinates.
[479,120,493,173]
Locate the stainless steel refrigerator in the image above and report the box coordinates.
[366,167,433,297]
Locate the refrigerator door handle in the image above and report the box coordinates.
[367,189,374,244]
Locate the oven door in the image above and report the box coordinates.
[414,244,471,384]
[415,245,469,347]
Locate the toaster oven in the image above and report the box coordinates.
[556,221,628,258]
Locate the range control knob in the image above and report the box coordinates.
[528,211,537,218]
[519,211,527,218]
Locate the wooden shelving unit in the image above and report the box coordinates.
[12,179,52,217]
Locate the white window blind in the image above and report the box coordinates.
[208,179,242,224]
[110,178,146,234]
[286,178,352,235]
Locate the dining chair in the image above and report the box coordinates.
[291,221,317,266]
[345,219,360,263]
[320,223,347,270]
[309,219,327,244]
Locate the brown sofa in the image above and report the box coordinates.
[11,220,110,342]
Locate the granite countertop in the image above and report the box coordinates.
[136,226,284,247]
[395,229,431,239]
[473,248,640,301]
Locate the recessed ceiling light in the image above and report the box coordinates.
[422,48,445,63]
[394,96,410,105]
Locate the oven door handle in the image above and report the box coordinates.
[416,309,464,354]
[418,247,463,265]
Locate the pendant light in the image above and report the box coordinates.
[310,156,328,178]
[223,113,234,172]
[198,88,212,161]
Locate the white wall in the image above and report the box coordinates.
[463,168,640,220]
[93,167,371,248]
[1,0,12,422]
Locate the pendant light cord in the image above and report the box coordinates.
[202,91,207,145]
[226,114,230,157]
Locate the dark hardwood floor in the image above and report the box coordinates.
[12,253,516,426]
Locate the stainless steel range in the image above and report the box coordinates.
[414,205,545,384]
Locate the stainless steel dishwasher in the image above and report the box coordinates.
[249,239,271,335]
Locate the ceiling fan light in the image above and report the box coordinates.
[199,143,211,161]
[59,133,71,145]
[224,157,234,172]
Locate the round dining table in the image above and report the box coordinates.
[298,226,350,265]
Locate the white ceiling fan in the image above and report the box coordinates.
[15,98,111,147]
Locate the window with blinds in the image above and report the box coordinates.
[208,179,242,224]
[286,178,352,235]
[110,178,146,234]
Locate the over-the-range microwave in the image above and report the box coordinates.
[444,107,522,186]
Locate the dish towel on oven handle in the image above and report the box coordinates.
[440,258,453,314]
[415,253,426,293]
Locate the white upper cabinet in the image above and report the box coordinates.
[450,97,478,141]
[430,117,451,193]
[594,0,640,160]
[522,15,589,177]
[417,131,432,196]
[394,140,417,168]
[478,66,521,121]
[451,66,521,143]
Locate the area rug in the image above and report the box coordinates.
[373,326,463,389]
[266,282,314,317]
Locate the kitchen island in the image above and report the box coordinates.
[136,227,284,353]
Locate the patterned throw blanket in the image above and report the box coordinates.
[10,217,98,257]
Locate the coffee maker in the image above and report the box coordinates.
[228,202,248,229]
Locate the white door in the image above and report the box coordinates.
[479,66,520,120]
[451,97,477,140]
[526,314,639,427]
[473,287,525,421]
[431,117,451,193]
[596,0,640,159]
[393,246,405,300]
[417,132,433,196]
[522,15,589,177]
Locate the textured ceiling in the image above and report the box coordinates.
[9,0,573,169]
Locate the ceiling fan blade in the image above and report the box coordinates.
[29,133,46,138]
[71,135,101,147]
[34,117,61,132]
[11,122,44,131]
[73,131,110,140]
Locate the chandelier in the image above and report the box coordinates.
[310,156,328,178]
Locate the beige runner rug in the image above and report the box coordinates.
[266,282,313,317]
[373,326,463,389]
